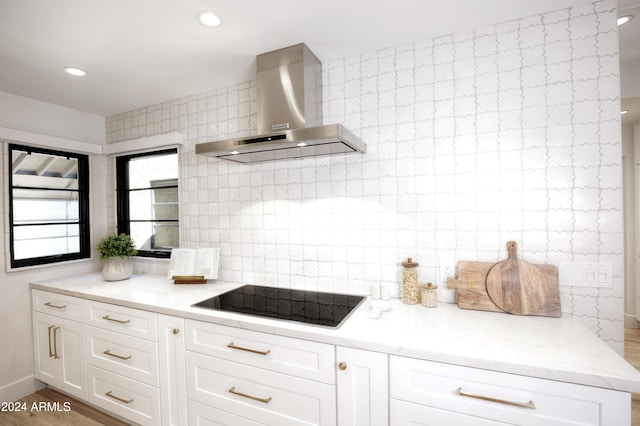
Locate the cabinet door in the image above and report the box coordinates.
[158,314,187,426]
[336,346,388,426]
[32,311,87,400]
[33,312,58,384]
[57,317,87,400]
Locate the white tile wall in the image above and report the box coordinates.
[106,0,624,352]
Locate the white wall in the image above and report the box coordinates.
[107,1,625,352]
[0,93,107,401]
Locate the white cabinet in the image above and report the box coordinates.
[158,314,187,426]
[185,319,336,425]
[85,300,161,425]
[336,346,388,426]
[87,364,160,426]
[85,300,158,340]
[186,320,335,383]
[31,286,635,426]
[32,311,87,400]
[390,356,630,426]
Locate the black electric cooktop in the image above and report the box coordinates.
[192,285,366,328]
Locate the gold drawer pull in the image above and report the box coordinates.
[458,387,536,409]
[227,342,270,356]
[103,349,132,361]
[338,362,347,371]
[52,327,61,359]
[102,315,131,324]
[45,302,66,309]
[105,390,133,404]
[47,325,56,358]
[228,386,272,404]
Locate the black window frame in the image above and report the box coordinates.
[116,148,179,259]
[8,143,91,268]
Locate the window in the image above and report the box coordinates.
[116,149,179,258]
[8,143,90,268]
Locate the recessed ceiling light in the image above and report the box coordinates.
[64,67,87,77]
[230,150,240,155]
[197,11,221,27]
[621,110,629,115]
[296,142,307,147]
[618,15,634,26]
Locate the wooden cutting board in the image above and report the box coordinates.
[485,242,548,315]
[447,251,560,317]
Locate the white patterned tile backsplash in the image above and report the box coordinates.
[106,0,623,353]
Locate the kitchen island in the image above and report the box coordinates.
[31,273,640,425]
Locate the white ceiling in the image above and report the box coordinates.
[0,0,599,117]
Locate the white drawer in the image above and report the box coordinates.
[187,351,336,426]
[390,356,629,426]
[185,320,335,384]
[390,398,509,425]
[32,290,84,321]
[87,365,160,426]
[86,300,157,340]
[188,400,266,426]
[86,326,159,386]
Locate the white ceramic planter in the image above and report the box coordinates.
[102,257,133,281]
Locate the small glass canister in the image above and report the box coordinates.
[401,258,420,304]
[420,283,438,308]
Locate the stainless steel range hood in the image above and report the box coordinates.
[195,44,366,163]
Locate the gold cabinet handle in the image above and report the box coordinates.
[105,390,133,404]
[103,349,132,361]
[45,302,66,309]
[228,386,272,404]
[52,327,61,359]
[338,362,347,371]
[102,315,131,324]
[47,325,56,358]
[172,328,180,335]
[457,387,536,409]
[227,342,270,356]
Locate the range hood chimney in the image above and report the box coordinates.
[195,43,366,163]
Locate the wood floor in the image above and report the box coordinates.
[4,334,640,425]
[0,387,128,426]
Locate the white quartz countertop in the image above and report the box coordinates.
[30,272,640,393]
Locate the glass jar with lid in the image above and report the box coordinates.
[401,258,420,304]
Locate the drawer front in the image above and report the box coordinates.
[390,356,627,426]
[86,326,159,386]
[86,300,157,340]
[390,398,510,425]
[186,320,335,384]
[188,400,266,426]
[32,290,84,321]
[187,351,336,426]
[87,365,160,426]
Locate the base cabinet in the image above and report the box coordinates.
[336,346,388,426]
[185,319,336,426]
[390,356,630,426]
[32,311,87,401]
[31,288,635,426]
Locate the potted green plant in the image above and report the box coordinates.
[96,233,137,281]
